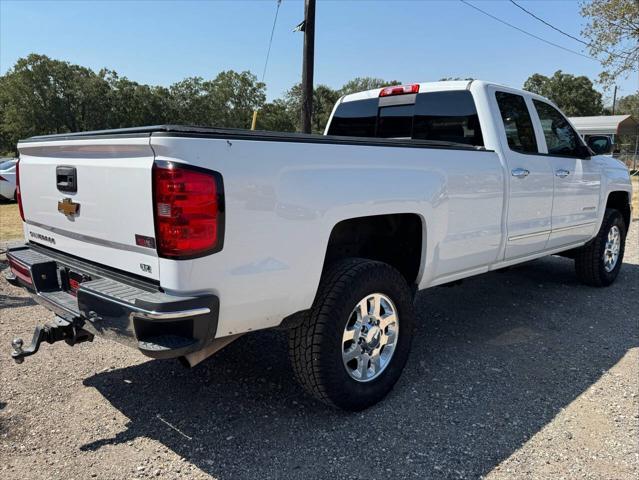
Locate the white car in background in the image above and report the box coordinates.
[0,158,18,201]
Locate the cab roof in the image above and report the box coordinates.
[341,81,473,103]
[339,80,542,104]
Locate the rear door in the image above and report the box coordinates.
[530,100,601,248]
[18,136,159,281]
[492,90,554,259]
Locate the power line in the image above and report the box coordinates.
[459,0,596,62]
[261,0,282,83]
[509,0,624,61]
[509,0,589,46]
[253,0,282,130]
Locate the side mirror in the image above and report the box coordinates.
[586,135,613,155]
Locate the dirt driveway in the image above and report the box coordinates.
[1,221,638,480]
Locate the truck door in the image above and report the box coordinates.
[529,100,602,248]
[493,90,554,259]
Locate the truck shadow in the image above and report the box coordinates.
[0,293,37,309]
[81,256,639,479]
[0,261,36,308]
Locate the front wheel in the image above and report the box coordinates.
[288,258,415,411]
[575,208,627,287]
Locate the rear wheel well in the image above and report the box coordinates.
[323,214,423,286]
[606,191,631,228]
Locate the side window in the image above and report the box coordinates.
[412,91,484,146]
[495,92,538,153]
[532,100,582,157]
[326,98,378,137]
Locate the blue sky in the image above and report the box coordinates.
[1,0,636,104]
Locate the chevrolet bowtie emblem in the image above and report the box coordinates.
[58,198,80,217]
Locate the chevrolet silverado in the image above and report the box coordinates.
[5,80,633,410]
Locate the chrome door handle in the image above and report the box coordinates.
[555,169,570,178]
[511,168,530,178]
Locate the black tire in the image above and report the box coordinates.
[288,258,415,411]
[575,208,627,287]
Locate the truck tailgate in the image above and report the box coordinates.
[17,137,159,281]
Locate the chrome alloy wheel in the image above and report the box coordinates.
[342,293,399,382]
[603,225,621,273]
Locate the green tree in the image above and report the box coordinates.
[205,70,266,129]
[581,0,639,87]
[102,70,172,127]
[339,77,400,96]
[523,71,604,116]
[0,54,268,152]
[0,54,111,151]
[312,85,341,133]
[615,93,639,117]
[283,83,341,133]
[168,77,210,126]
[282,78,401,133]
[2,53,494,149]
[167,71,266,128]
[256,99,296,132]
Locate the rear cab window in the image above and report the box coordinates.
[377,103,414,139]
[412,91,483,145]
[327,90,485,147]
[326,98,377,137]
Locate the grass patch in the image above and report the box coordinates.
[0,202,23,243]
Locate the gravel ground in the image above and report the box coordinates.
[1,221,637,480]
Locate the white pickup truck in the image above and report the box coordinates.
[6,80,633,410]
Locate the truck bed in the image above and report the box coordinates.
[18,124,503,338]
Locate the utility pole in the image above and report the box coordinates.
[612,85,617,115]
[301,0,316,134]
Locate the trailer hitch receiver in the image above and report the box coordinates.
[11,316,94,364]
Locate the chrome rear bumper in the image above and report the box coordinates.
[5,244,219,359]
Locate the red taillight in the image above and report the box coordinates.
[15,159,25,221]
[152,162,224,259]
[68,278,80,296]
[379,84,420,97]
[8,257,32,285]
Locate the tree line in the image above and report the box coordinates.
[0,54,398,154]
[0,54,636,156]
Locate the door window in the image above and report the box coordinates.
[495,92,538,153]
[533,100,582,157]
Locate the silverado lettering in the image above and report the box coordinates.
[28,231,55,245]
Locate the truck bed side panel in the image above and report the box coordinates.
[151,136,504,337]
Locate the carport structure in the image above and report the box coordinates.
[569,114,638,140]
[569,115,638,171]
